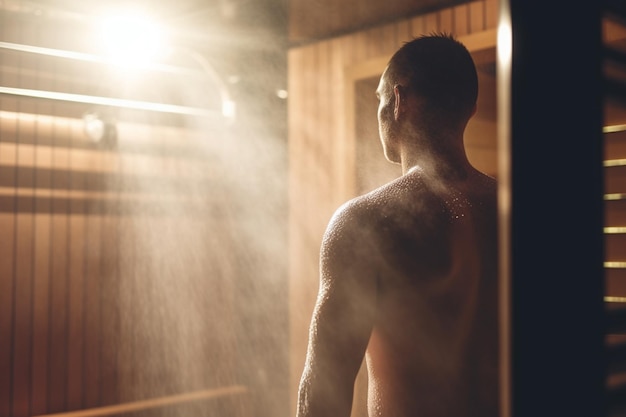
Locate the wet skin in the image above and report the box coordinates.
[297,39,497,417]
[297,167,498,417]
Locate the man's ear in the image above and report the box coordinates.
[393,84,405,121]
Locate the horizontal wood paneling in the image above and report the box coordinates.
[605,128,626,305]
[605,165,626,194]
[606,233,626,261]
[606,200,626,226]
[605,8,626,305]
[287,1,498,414]
[606,129,626,159]
[606,269,626,297]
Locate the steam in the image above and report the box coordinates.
[104,30,289,415]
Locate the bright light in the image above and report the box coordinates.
[83,112,105,142]
[496,20,512,70]
[98,11,168,68]
[222,100,236,120]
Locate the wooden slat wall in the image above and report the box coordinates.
[604,13,626,308]
[605,129,626,300]
[0,107,248,416]
[287,0,498,414]
[0,12,249,416]
[289,0,476,45]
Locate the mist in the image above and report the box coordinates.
[0,1,291,416]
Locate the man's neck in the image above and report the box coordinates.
[400,136,472,181]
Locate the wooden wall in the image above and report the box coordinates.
[287,0,499,414]
[288,4,626,414]
[0,10,282,417]
[0,107,252,416]
[604,125,626,303]
[288,0,473,44]
[603,20,626,310]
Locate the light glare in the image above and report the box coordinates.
[99,12,167,68]
[222,100,236,119]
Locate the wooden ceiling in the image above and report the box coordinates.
[1,1,478,48]
[288,0,474,45]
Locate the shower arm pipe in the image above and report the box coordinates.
[0,85,221,117]
[181,48,236,119]
[31,385,248,417]
[0,41,197,75]
[0,41,234,119]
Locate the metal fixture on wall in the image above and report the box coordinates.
[83,111,117,148]
[0,9,236,124]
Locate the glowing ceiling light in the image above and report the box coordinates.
[98,12,168,68]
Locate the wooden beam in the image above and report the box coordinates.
[32,385,248,417]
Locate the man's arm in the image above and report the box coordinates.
[296,205,379,417]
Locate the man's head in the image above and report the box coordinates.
[376,33,478,163]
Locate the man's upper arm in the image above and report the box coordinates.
[315,206,379,363]
[297,204,379,417]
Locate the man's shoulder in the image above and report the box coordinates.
[331,181,403,222]
[327,175,434,234]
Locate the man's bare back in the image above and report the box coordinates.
[361,169,498,417]
[296,34,498,417]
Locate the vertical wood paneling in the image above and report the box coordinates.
[287,46,305,405]
[381,24,400,56]
[485,0,498,29]
[31,109,52,417]
[440,8,454,33]
[81,131,103,409]
[302,40,319,363]
[2,48,246,417]
[454,4,470,36]
[0,14,17,416]
[98,209,120,407]
[410,15,426,37]
[330,36,347,207]
[82,184,101,409]
[13,105,35,417]
[425,12,440,33]
[116,150,137,405]
[67,122,85,410]
[289,0,477,43]
[288,1,497,413]
[366,26,385,58]
[469,0,486,32]
[353,31,368,66]
[317,41,332,226]
[290,26,330,417]
[395,19,412,42]
[0,115,245,415]
[13,36,36,417]
[48,118,70,413]
[0,21,19,415]
[0,187,15,417]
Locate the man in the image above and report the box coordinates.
[296,34,498,417]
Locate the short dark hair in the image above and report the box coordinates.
[387,33,478,122]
